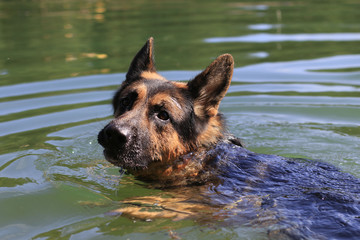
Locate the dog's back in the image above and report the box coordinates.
[202,141,360,239]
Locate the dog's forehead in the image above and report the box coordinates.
[122,75,187,99]
[120,76,189,116]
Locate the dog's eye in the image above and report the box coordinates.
[157,111,169,121]
[120,97,130,107]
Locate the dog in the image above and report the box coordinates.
[98,38,360,239]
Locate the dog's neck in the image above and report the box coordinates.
[127,136,243,188]
[127,146,219,188]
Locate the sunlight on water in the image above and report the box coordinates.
[205,33,360,43]
[247,24,282,31]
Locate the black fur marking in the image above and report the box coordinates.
[144,79,175,97]
[112,90,138,116]
[126,38,155,81]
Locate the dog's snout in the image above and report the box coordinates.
[98,123,130,148]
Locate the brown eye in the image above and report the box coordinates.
[121,97,130,107]
[157,111,169,121]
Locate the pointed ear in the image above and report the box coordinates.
[187,54,234,117]
[126,37,156,80]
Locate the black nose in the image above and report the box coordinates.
[98,122,128,148]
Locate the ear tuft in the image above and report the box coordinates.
[126,37,156,80]
[187,54,234,117]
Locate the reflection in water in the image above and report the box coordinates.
[205,33,360,43]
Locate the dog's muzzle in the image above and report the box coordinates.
[98,122,129,150]
[98,122,148,169]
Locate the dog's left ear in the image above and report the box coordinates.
[187,54,234,117]
[126,37,156,80]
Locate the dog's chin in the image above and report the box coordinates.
[103,149,148,170]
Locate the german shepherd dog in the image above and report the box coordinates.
[98,38,360,239]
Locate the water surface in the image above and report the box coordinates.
[0,0,360,239]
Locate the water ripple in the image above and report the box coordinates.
[0,91,112,116]
[0,105,111,137]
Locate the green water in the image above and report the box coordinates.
[0,0,360,239]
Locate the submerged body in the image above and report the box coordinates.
[98,38,360,239]
[194,140,360,239]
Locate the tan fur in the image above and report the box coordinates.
[140,71,166,81]
[193,103,215,118]
[172,81,188,89]
[147,37,155,71]
[133,83,148,102]
[149,93,184,121]
[150,125,190,164]
[196,116,225,147]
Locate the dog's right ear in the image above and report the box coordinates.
[126,37,156,80]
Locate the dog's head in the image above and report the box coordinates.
[98,38,233,177]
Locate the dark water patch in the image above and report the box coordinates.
[309,67,360,73]
[0,177,34,188]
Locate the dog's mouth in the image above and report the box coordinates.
[102,147,149,170]
[98,123,151,171]
[102,149,122,166]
